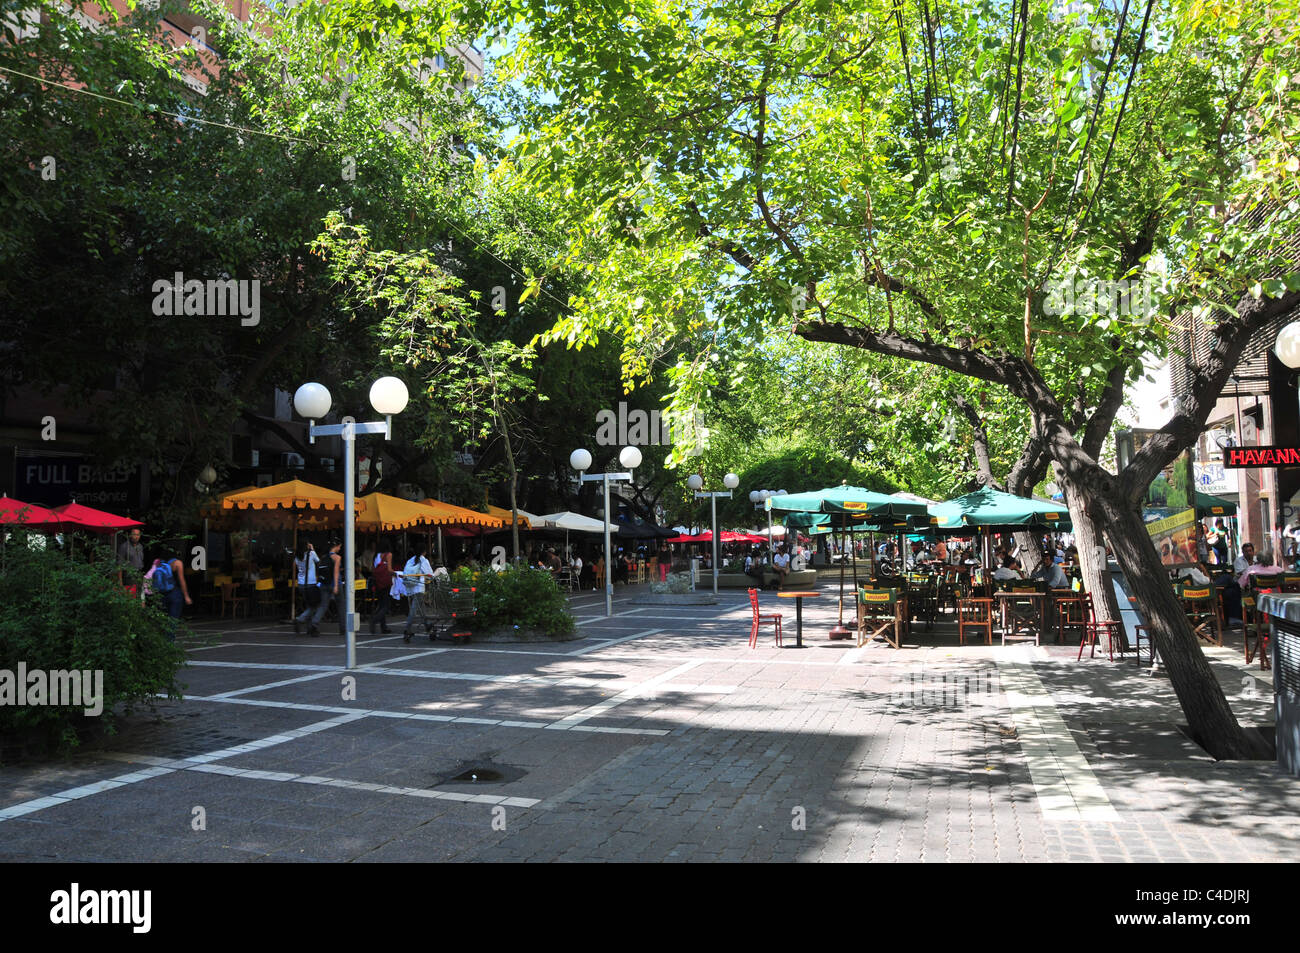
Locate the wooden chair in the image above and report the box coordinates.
[906,573,939,631]
[1052,589,1085,646]
[1076,593,1127,661]
[938,566,965,614]
[1243,576,1279,669]
[594,563,605,591]
[253,577,281,616]
[857,587,904,649]
[747,588,782,648]
[1176,582,1223,647]
[956,596,993,646]
[220,582,249,619]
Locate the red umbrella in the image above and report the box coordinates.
[0,496,63,530]
[666,530,766,544]
[52,501,144,532]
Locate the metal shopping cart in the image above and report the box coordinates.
[423,576,477,644]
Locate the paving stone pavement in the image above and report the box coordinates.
[1,585,1296,862]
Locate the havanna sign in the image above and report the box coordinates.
[1223,446,1300,468]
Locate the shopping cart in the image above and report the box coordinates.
[423,577,477,644]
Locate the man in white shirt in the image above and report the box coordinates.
[1233,542,1256,575]
[402,547,434,642]
[772,547,791,586]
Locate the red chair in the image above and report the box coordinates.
[747,588,782,648]
[1076,593,1126,662]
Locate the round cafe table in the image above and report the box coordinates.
[777,591,820,648]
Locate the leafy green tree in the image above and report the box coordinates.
[400,0,1300,758]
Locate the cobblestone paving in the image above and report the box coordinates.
[1,586,1295,862]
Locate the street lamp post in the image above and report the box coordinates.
[570,446,641,617]
[750,488,788,544]
[294,377,408,669]
[691,472,739,594]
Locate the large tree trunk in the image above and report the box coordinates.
[1013,530,1046,576]
[1093,490,1271,760]
[1055,467,1122,624]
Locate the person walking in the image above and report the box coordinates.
[293,541,321,636]
[369,540,395,635]
[298,539,341,638]
[148,544,191,641]
[401,546,434,642]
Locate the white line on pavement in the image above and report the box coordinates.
[545,660,704,730]
[567,628,663,656]
[995,652,1119,821]
[179,693,672,736]
[0,711,368,824]
[94,752,540,808]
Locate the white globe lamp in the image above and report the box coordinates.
[619,446,643,470]
[294,382,332,420]
[369,376,409,415]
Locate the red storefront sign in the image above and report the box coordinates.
[1223,446,1300,468]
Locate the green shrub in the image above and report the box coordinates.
[449,565,574,637]
[0,534,186,750]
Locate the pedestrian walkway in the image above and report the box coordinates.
[0,585,1295,862]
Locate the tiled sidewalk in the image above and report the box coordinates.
[1,586,1295,862]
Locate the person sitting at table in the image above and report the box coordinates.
[1175,563,1212,586]
[1031,551,1069,589]
[1239,549,1284,590]
[992,555,1022,582]
[772,546,791,586]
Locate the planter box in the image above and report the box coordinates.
[712,569,818,589]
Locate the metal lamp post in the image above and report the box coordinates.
[570,446,640,617]
[294,377,408,669]
[691,472,739,594]
[751,488,787,543]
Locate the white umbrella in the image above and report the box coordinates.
[537,511,607,533]
[537,510,607,562]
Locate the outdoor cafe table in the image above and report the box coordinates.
[777,590,820,649]
[994,590,1046,645]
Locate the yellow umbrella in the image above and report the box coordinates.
[218,480,361,616]
[199,486,258,522]
[485,504,533,529]
[418,499,506,528]
[357,493,448,531]
[221,479,359,514]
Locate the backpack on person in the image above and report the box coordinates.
[152,559,176,594]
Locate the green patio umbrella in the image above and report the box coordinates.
[1195,491,1236,519]
[770,487,927,637]
[767,485,929,521]
[931,486,1072,531]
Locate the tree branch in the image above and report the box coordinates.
[1120,288,1300,500]
[954,395,999,487]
